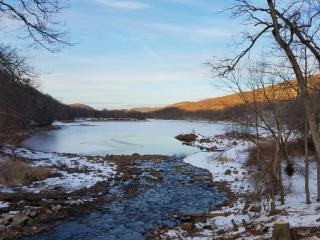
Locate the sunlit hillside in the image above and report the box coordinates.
[135,75,320,113]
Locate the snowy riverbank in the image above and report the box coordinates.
[1,146,116,194]
[161,133,320,239]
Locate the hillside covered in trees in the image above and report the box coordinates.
[0,70,95,131]
[143,76,320,122]
[0,72,147,131]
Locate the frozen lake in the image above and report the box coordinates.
[21,119,230,155]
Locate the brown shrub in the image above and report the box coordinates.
[0,158,53,187]
[245,139,313,200]
[246,139,311,169]
[246,141,275,170]
[225,130,257,141]
[285,139,304,157]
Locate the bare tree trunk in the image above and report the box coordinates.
[278,158,285,205]
[304,120,311,204]
[303,47,311,205]
[255,108,261,164]
[270,190,277,213]
[268,0,320,201]
[270,148,277,214]
[274,135,285,205]
[272,137,285,205]
[279,141,294,177]
[317,162,320,201]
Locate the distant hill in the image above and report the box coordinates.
[0,70,98,130]
[133,93,266,113]
[131,106,163,113]
[132,77,320,113]
[165,95,247,111]
[69,103,95,111]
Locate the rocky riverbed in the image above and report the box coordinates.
[0,146,226,240]
[20,157,225,240]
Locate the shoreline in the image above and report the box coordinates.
[147,180,237,239]
[155,133,320,239]
[5,123,319,239]
[0,125,60,147]
[147,134,245,239]
[0,126,228,239]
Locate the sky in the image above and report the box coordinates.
[4,0,246,110]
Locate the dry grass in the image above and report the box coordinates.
[0,158,53,187]
[215,155,233,163]
[246,141,275,169]
[244,139,313,199]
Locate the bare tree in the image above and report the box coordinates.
[210,0,320,200]
[0,0,69,50]
[0,44,35,84]
[0,0,70,83]
[215,57,299,210]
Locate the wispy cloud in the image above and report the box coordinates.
[147,23,231,38]
[93,0,148,10]
[160,0,224,12]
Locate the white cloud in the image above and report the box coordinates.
[146,23,232,38]
[159,0,224,12]
[94,0,148,10]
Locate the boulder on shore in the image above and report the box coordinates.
[175,134,198,143]
[12,212,30,227]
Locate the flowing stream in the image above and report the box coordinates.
[21,120,229,240]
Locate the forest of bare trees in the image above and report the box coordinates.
[208,0,320,211]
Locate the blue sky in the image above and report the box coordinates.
[5,0,246,110]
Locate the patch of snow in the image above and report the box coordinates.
[0,201,9,209]
[0,186,15,193]
[64,197,96,205]
[184,140,253,193]
[1,146,116,193]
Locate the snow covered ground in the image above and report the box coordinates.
[0,146,116,193]
[162,133,320,239]
[0,201,9,209]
